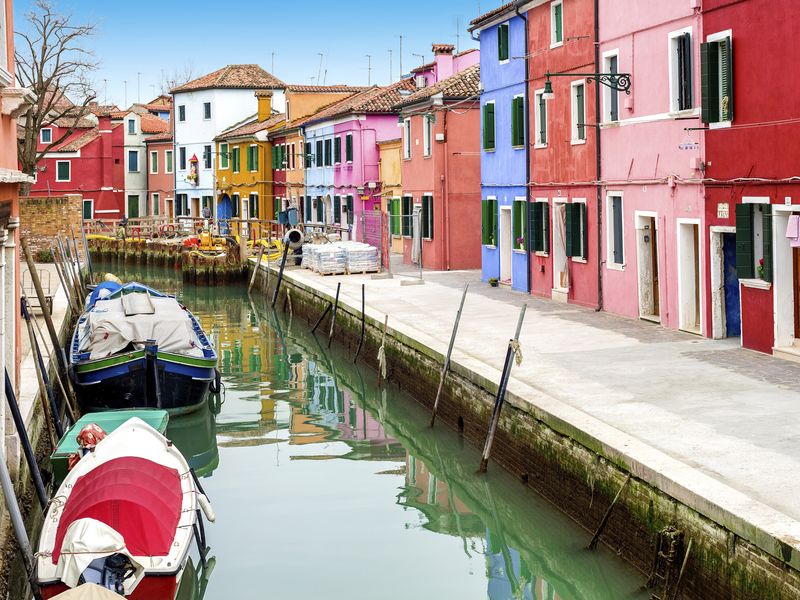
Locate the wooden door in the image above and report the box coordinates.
[651,218,660,317]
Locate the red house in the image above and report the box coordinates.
[30,114,124,221]
[702,0,800,359]
[395,46,482,271]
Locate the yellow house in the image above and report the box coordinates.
[378,138,403,253]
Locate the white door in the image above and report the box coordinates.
[553,203,568,291]
[500,207,512,283]
[678,222,701,333]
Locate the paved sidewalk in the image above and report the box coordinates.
[266,257,800,544]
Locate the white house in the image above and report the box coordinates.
[171,64,285,220]
[118,108,170,218]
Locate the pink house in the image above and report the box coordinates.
[599,1,707,334]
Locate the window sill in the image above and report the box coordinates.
[511,145,525,151]
[483,148,496,153]
[484,244,497,249]
[499,59,510,65]
[535,251,549,258]
[513,249,526,254]
[709,121,732,130]
[570,138,587,146]
[668,107,699,119]
[533,143,548,150]
[740,278,771,291]
[607,262,625,271]
[550,41,564,49]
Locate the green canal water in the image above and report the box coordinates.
[50,263,650,600]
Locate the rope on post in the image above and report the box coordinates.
[327,282,341,349]
[377,315,389,384]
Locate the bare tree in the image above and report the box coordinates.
[159,61,195,95]
[15,0,98,194]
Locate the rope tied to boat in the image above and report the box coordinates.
[377,315,389,380]
[510,339,523,366]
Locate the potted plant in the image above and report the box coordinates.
[516,236,525,251]
[757,258,765,279]
[488,277,499,287]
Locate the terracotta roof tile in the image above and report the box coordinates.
[395,64,481,108]
[145,132,173,143]
[140,113,170,134]
[50,110,97,129]
[285,84,371,93]
[51,128,100,152]
[216,112,287,140]
[171,64,285,93]
[87,103,121,117]
[469,1,516,30]
[303,79,416,126]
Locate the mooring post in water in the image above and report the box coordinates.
[429,282,469,428]
[50,244,72,310]
[478,304,527,474]
[377,314,389,387]
[353,284,366,363]
[271,240,290,307]
[327,282,341,349]
[248,243,265,294]
[145,340,162,408]
[311,302,332,335]
[5,370,48,510]
[588,473,631,550]
[81,223,94,285]
[22,238,68,372]
[70,228,85,293]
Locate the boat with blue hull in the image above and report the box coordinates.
[69,283,218,414]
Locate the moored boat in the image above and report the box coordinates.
[69,283,218,414]
[36,417,215,599]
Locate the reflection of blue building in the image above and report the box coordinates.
[470,6,530,292]
[486,529,546,600]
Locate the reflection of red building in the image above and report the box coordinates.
[337,392,393,444]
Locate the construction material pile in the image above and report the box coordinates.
[301,241,381,275]
[344,242,380,273]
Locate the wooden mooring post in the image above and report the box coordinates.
[353,284,366,363]
[248,243,265,294]
[327,282,341,349]
[429,282,469,428]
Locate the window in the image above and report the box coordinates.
[512,199,527,251]
[571,82,586,143]
[403,119,412,159]
[250,193,259,219]
[316,196,324,222]
[40,128,52,144]
[324,139,332,166]
[345,133,353,162]
[607,194,624,267]
[511,96,525,148]
[203,102,212,120]
[247,145,259,172]
[333,195,341,224]
[127,195,139,218]
[603,53,620,122]
[165,150,174,174]
[203,145,212,170]
[149,150,158,174]
[178,105,186,122]
[316,140,323,167]
[305,142,312,169]
[701,33,733,124]
[232,147,241,173]
[483,102,495,151]
[497,23,510,62]
[290,143,296,169]
[128,119,136,134]
[128,150,139,173]
[390,198,401,236]
[566,201,588,260]
[482,198,498,246]
[421,195,433,239]
[670,30,693,112]
[304,196,312,222]
[735,200,772,281]
[551,1,563,47]
[220,143,229,169]
[423,115,433,157]
[179,147,186,170]
[82,199,93,220]
[176,194,188,217]
[402,196,413,236]
[232,193,240,218]
[334,137,342,164]
[346,195,354,225]
[534,90,547,147]
[152,193,160,216]
[531,201,550,253]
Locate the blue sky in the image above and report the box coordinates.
[15,0,499,107]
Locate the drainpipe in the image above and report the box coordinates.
[0,228,7,447]
[443,108,451,270]
[515,3,532,293]
[594,0,604,311]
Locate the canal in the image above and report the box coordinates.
[63,263,650,600]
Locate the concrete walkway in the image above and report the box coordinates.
[259,255,800,564]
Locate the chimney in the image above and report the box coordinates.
[432,43,455,82]
[256,90,273,122]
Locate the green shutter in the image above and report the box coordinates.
[498,24,509,62]
[735,203,754,279]
[346,196,354,225]
[334,137,341,163]
[539,94,547,144]
[565,203,577,257]
[532,202,543,251]
[576,85,585,140]
[512,97,524,147]
[720,37,733,122]
[700,42,720,124]
[554,3,563,43]
[391,198,400,235]
[246,146,253,171]
[483,104,495,150]
[762,204,773,282]
[581,203,589,259]
[345,135,353,162]
[543,203,550,253]
[482,200,489,245]
[334,196,341,223]
[491,200,498,246]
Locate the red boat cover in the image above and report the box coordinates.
[52,457,183,564]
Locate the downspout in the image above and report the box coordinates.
[515,3,532,293]
[594,0,604,310]
[443,107,451,270]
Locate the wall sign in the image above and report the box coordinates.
[717,202,729,219]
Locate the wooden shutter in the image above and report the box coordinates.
[491,200,498,247]
[543,202,551,254]
[554,3,563,42]
[581,202,589,259]
[483,104,495,150]
[700,42,720,124]
[538,94,547,144]
[498,24,509,61]
[532,202,543,251]
[482,200,489,245]
[720,37,733,121]
[678,33,693,111]
[422,196,433,239]
[316,141,323,166]
[735,203,754,279]
[305,142,312,168]
[762,204,773,282]
[565,203,577,257]
[346,135,353,162]
[347,196,354,225]
[512,97,524,147]
[334,137,341,163]
[612,197,623,264]
[576,85,585,140]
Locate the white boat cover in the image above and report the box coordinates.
[55,518,145,590]
[52,583,127,600]
[81,295,204,359]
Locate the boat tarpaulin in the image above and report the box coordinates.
[81,295,204,359]
[53,457,183,564]
[54,519,144,590]
[52,582,129,600]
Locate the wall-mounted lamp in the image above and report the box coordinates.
[542,70,632,100]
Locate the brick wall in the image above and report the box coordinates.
[19,194,83,257]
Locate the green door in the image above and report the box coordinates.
[127,195,140,218]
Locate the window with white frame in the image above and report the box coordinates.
[551,1,563,47]
[701,31,733,124]
[534,90,547,147]
[607,193,624,267]
[203,145,212,170]
[567,200,588,260]
[152,193,160,216]
[669,29,693,113]
[150,150,158,174]
[165,150,173,173]
[178,105,186,122]
[403,119,412,159]
[40,128,52,144]
[82,199,93,220]
[219,143,229,169]
[203,102,212,120]
[179,147,186,170]
[128,118,136,134]
[571,81,586,143]
[127,150,139,173]
[497,23,510,62]
[736,198,771,280]
[0,2,8,73]
[603,52,620,123]
[532,200,550,254]
[423,115,433,157]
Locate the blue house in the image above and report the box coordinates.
[470,5,529,292]
[300,122,336,229]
